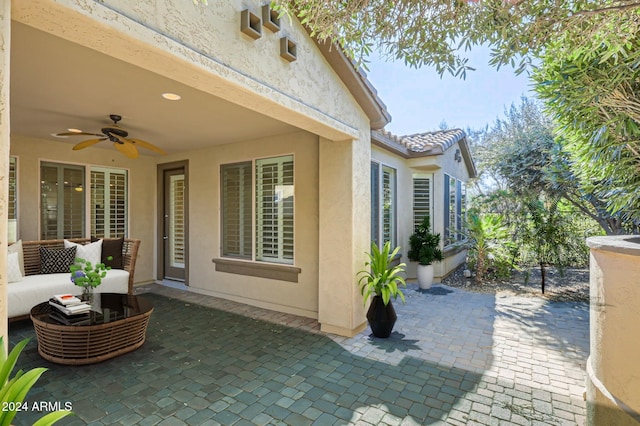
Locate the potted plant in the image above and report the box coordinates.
[408,215,444,289]
[357,241,407,338]
[69,257,111,304]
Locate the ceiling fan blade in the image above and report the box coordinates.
[128,138,167,155]
[57,132,105,137]
[114,140,139,159]
[72,138,107,150]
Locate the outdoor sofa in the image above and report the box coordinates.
[7,238,140,320]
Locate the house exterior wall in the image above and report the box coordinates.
[9,0,376,335]
[8,136,157,285]
[13,0,363,140]
[0,0,10,345]
[374,140,473,282]
[159,131,320,318]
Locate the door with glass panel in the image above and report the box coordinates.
[162,167,187,281]
[40,162,85,239]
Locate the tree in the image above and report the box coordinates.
[274,1,640,76]
[533,29,640,226]
[474,97,637,234]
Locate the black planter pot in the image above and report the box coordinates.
[366,296,397,338]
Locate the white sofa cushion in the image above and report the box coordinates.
[8,269,129,318]
[65,239,103,267]
[7,252,23,283]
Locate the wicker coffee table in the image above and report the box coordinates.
[30,293,153,365]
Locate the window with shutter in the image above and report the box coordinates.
[221,155,294,265]
[221,162,252,259]
[91,167,128,238]
[371,162,380,246]
[412,175,431,231]
[256,156,294,264]
[382,166,396,247]
[370,162,397,247]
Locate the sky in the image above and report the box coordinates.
[365,46,535,136]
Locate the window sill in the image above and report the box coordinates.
[443,242,467,257]
[212,258,301,283]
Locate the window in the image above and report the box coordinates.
[40,162,128,239]
[41,162,85,239]
[221,155,294,265]
[91,167,128,238]
[371,162,380,247]
[444,174,466,245]
[8,157,17,242]
[412,175,432,231]
[371,162,396,247]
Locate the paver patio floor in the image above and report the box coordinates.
[8,282,589,425]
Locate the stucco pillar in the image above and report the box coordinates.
[586,236,640,425]
[0,0,11,348]
[317,134,370,337]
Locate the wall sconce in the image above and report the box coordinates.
[454,149,462,163]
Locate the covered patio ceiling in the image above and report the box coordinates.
[10,22,300,157]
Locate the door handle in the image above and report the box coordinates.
[163,236,169,240]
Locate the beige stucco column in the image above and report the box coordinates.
[317,134,370,337]
[586,235,640,425]
[0,0,11,348]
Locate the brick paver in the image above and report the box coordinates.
[8,282,588,425]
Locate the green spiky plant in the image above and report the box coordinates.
[0,337,72,426]
[357,241,407,306]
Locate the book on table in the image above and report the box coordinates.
[49,299,91,316]
[48,310,90,325]
[52,294,82,306]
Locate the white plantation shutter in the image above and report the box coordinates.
[382,166,396,247]
[413,176,431,231]
[8,157,16,220]
[91,168,128,238]
[221,162,252,259]
[170,174,185,267]
[255,155,294,264]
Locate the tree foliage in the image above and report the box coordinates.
[274,0,640,76]
[533,25,640,225]
[474,97,637,234]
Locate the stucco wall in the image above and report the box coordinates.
[13,0,364,142]
[371,145,413,261]
[373,141,473,280]
[10,0,376,335]
[9,136,156,284]
[159,131,320,318]
[0,0,10,345]
[586,236,640,425]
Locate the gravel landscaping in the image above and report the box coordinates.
[441,264,590,302]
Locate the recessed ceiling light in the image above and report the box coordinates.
[162,92,181,101]
[67,128,83,133]
[51,133,68,138]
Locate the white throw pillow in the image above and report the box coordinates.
[7,252,23,283]
[7,240,25,276]
[64,239,103,267]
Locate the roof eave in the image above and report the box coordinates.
[311,38,391,130]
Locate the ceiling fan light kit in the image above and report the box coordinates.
[56,114,167,159]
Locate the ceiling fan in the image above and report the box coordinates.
[56,114,167,159]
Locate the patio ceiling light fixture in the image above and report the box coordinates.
[161,92,181,101]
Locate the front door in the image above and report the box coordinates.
[160,164,188,282]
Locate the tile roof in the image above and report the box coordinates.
[375,129,466,155]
